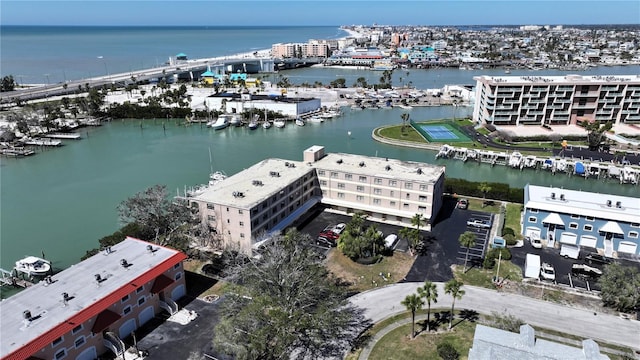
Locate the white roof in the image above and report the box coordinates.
[474,74,640,86]
[541,212,564,226]
[599,221,624,235]
[525,185,640,224]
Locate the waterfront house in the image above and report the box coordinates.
[522,184,640,258]
[0,237,187,360]
[189,146,445,254]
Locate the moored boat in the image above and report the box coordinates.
[295,118,305,126]
[274,119,286,128]
[262,121,272,129]
[208,116,230,130]
[15,256,51,277]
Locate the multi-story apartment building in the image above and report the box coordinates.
[190,146,445,253]
[473,74,640,126]
[522,184,640,257]
[271,41,330,58]
[0,237,187,360]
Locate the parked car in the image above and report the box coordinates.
[540,262,556,281]
[571,263,603,279]
[319,225,339,241]
[467,218,491,228]
[332,223,346,235]
[456,199,468,209]
[529,236,543,249]
[316,236,334,247]
[584,253,612,266]
[384,234,399,249]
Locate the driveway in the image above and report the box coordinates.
[349,282,640,352]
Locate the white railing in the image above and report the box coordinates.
[103,332,125,357]
[159,298,179,315]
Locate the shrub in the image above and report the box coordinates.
[502,227,515,237]
[483,248,512,269]
[437,341,460,360]
[503,233,517,246]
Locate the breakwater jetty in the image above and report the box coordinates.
[435,144,640,185]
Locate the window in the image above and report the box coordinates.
[583,224,593,231]
[418,206,427,213]
[136,286,144,293]
[356,195,364,202]
[318,170,325,176]
[240,233,245,238]
[72,324,83,334]
[52,336,64,347]
[585,216,595,222]
[337,183,345,189]
[356,185,364,192]
[403,203,410,209]
[529,208,538,214]
[331,172,338,178]
[227,219,230,224]
[226,207,229,212]
[390,201,396,207]
[74,336,85,348]
[419,184,428,191]
[121,295,130,303]
[374,188,382,195]
[419,195,428,202]
[405,193,410,199]
[174,263,180,269]
[359,176,367,182]
[207,215,215,221]
[373,198,381,205]
[570,214,580,219]
[631,223,640,228]
[54,349,67,360]
[629,231,639,239]
[138,297,146,306]
[389,180,397,186]
[405,183,413,189]
[238,210,243,214]
[374,178,383,184]
[175,272,183,280]
[337,192,345,198]
[345,174,353,180]
[239,221,244,226]
[206,204,214,210]
[390,191,395,197]
[123,306,132,315]
[569,223,578,229]
[528,216,537,223]
[320,180,327,186]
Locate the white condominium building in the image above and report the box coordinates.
[189,146,445,253]
[473,74,640,126]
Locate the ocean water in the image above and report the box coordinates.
[0,25,348,84]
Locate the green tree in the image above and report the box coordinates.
[459,231,476,272]
[1,75,16,92]
[478,182,492,206]
[581,120,613,151]
[401,113,410,133]
[213,231,366,359]
[437,341,460,360]
[445,279,465,330]
[401,293,424,338]
[411,213,426,232]
[598,263,640,313]
[417,281,438,331]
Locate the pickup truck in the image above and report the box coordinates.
[467,218,491,228]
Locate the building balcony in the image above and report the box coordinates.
[572,103,597,109]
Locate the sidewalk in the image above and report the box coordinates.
[349,282,640,353]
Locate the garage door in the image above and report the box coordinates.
[118,318,137,339]
[560,232,577,245]
[580,235,598,248]
[138,306,154,326]
[171,284,186,301]
[617,241,638,254]
[525,227,541,239]
[75,347,97,360]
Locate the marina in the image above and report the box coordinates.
[436,144,640,185]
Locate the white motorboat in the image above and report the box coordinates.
[229,114,243,127]
[262,121,272,129]
[307,116,324,123]
[15,256,51,276]
[295,118,305,126]
[273,119,286,128]
[248,120,259,130]
[508,151,523,168]
[208,116,230,130]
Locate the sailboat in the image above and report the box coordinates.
[274,119,286,128]
[248,114,259,130]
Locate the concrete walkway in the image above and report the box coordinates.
[349,282,640,355]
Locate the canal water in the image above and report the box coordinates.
[2,64,640,298]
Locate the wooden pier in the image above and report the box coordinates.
[0,268,35,288]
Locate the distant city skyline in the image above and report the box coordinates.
[2,0,639,27]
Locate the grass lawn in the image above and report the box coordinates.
[368,312,477,360]
[325,249,415,292]
[452,262,523,289]
[462,197,501,213]
[504,203,523,237]
[376,125,428,143]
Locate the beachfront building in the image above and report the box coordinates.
[522,184,640,258]
[203,92,321,118]
[189,145,445,253]
[271,41,331,58]
[473,74,640,126]
[0,237,187,360]
[468,324,609,359]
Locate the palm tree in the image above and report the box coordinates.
[401,293,424,338]
[478,182,492,207]
[411,213,426,232]
[417,281,438,331]
[444,279,465,330]
[459,231,476,272]
[401,113,410,132]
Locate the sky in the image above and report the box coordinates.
[1,0,639,26]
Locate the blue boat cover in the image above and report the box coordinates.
[575,162,585,174]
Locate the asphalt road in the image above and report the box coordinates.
[349,282,640,352]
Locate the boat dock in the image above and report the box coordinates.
[435,144,640,185]
[45,133,81,140]
[23,138,63,146]
[0,268,35,288]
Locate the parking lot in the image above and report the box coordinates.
[457,211,493,266]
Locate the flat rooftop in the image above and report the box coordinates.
[192,158,314,209]
[315,152,445,183]
[474,74,640,85]
[0,237,185,359]
[525,184,640,223]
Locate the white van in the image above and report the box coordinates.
[560,243,581,259]
[384,234,399,249]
